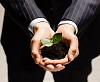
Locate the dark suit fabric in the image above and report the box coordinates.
[0,0,100,82]
[1,13,46,82]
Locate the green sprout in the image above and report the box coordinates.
[40,33,62,47]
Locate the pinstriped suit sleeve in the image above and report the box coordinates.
[62,0,100,36]
[0,0,45,28]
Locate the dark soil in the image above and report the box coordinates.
[41,42,69,60]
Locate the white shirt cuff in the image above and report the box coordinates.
[28,18,49,34]
[58,21,78,34]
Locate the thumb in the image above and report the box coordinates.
[31,38,41,64]
[67,37,78,62]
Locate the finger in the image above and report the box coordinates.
[68,36,78,61]
[55,64,65,70]
[53,67,65,72]
[67,48,79,64]
[44,59,54,65]
[44,64,55,71]
[74,49,79,58]
[52,57,69,65]
[45,64,65,72]
[43,57,49,60]
[39,58,55,71]
[51,64,65,72]
[31,38,41,64]
[31,53,41,64]
[42,63,65,72]
[42,57,50,62]
[39,45,45,50]
[67,54,74,62]
[39,59,45,68]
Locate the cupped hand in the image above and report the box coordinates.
[45,24,79,66]
[31,22,66,71]
[30,22,54,64]
[39,58,65,72]
[31,22,63,71]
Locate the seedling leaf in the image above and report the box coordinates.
[40,38,53,47]
[52,33,62,44]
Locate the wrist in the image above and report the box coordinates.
[33,22,51,33]
[58,20,78,34]
[58,24,75,34]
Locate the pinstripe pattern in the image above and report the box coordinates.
[0,1,100,82]
[62,0,100,33]
[1,0,45,26]
[0,0,100,33]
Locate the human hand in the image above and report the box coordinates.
[45,24,79,66]
[31,22,62,71]
[31,22,54,63]
[31,22,67,71]
[39,58,65,72]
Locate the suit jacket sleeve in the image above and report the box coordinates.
[62,0,100,37]
[0,0,45,35]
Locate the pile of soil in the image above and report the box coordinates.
[41,42,69,60]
